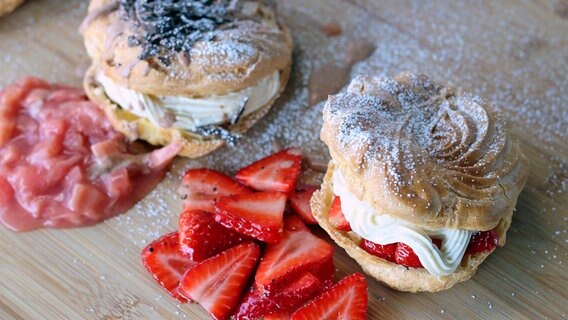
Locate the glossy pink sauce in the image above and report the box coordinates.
[0,77,181,231]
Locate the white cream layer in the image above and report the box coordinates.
[96,71,281,131]
[332,168,473,276]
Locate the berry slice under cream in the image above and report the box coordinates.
[332,168,473,276]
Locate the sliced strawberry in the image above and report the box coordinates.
[255,229,334,292]
[272,273,323,311]
[317,254,336,285]
[178,210,248,262]
[466,230,499,255]
[235,272,322,319]
[395,243,421,268]
[178,242,260,320]
[328,196,351,231]
[291,273,368,320]
[215,191,287,243]
[360,239,397,262]
[284,214,310,232]
[235,148,302,193]
[141,232,196,302]
[321,277,336,291]
[289,185,319,225]
[179,169,250,212]
[264,312,293,320]
[395,239,442,268]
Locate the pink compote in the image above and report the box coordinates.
[0,77,181,231]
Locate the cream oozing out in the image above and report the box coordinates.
[332,168,473,276]
[96,71,281,131]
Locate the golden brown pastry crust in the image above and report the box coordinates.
[0,0,24,17]
[321,73,529,231]
[82,0,293,97]
[311,163,512,292]
[84,64,291,158]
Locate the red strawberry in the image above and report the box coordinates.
[235,272,322,319]
[289,185,319,224]
[360,239,397,262]
[178,210,248,262]
[317,254,336,285]
[235,148,302,193]
[395,239,442,268]
[466,230,499,254]
[179,169,250,212]
[255,229,334,292]
[394,243,421,268]
[321,277,336,291]
[264,312,293,320]
[284,214,310,232]
[328,196,351,231]
[178,243,260,320]
[141,232,196,302]
[291,273,368,320]
[215,191,287,243]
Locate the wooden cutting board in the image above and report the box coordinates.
[1,0,567,319]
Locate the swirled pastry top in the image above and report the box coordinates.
[82,0,293,97]
[321,73,529,231]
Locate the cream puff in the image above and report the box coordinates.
[0,0,24,17]
[81,0,292,158]
[311,73,529,292]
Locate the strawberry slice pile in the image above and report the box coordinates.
[141,148,369,319]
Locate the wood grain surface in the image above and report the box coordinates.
[1,0,567,319]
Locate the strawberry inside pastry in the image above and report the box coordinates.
[329,185,499,274]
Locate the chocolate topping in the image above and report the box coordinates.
[194,125,241,146]
[119,0,238,63]
[229,97,248,125]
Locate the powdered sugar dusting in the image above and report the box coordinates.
[0,0,567,318]
[111,0,565,250]
[321,73,528,229]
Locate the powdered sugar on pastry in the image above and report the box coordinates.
[321,73,529,231]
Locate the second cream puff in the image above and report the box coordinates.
[312,73,529,292]
[81,0,293,158]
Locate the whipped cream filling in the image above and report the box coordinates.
[332,168,473,276]
[96,71,281,131]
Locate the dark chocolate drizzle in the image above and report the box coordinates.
[229,97,248,125]
[194,125,241,146]
[119,0,238,63]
